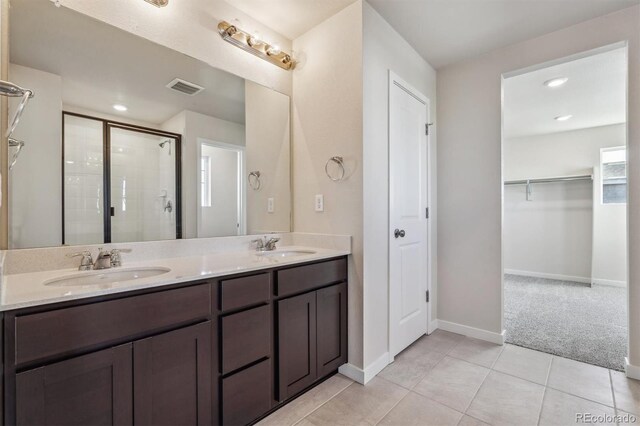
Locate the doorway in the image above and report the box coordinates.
[388,72,430,358]
[197,139,246,238]
[501,44,628,370]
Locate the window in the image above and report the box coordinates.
[602,147,626,204]
[201,156,212,207]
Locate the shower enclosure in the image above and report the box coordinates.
[63,112,181,245]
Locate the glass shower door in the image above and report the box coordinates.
[108,125,178,243]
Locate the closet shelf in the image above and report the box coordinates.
[504,174,593,186]
[504,174,593,201]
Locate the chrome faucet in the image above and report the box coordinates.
[66,251,93,271]
[93,248,113,270]
[252,236,280,252]
[67,247,132,270]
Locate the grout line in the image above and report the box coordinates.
[490,347,505,369]
[463,365,492,416]
[536,361,553,426]
[536,386,548,426]
[295,380,356,424]
[446,352,500,371]
[543,355,553,387]
[372,387,413,425]
[545,383,616,409]
[608,369,620,426]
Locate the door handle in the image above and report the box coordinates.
[394,229,406,238]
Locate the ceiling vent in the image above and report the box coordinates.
[166,78,205,96]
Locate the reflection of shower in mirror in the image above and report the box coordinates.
[158,190,173,213]
[159,139,172,155]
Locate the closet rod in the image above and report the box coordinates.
[504,174,593,186]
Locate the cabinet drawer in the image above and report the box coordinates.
[222,358,271,426]
[14,284,211,367]
[276,258,347,297]
[221,305,271,374]
[220,273,270,312]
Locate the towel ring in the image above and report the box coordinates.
[248,171,262,190]
[325,156,345,182]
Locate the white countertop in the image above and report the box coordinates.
[0,246,350,312]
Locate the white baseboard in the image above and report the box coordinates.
[505,269,591,284]
[339,352,390,385]
[625,358,640,380]
[428,319,439,334]
[593,278,627,288]
[438,320,505,345]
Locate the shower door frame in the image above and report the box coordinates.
[62,111,182,244]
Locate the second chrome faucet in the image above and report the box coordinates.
[252,236,280,252]
[67,248,132,271]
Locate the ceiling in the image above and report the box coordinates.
[367,0,639,69]
[226,0,357,40]
[10,0,246,125]
[503,47,626,139]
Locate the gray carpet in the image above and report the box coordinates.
[504,274,627,371]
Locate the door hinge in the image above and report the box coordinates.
[425,122,433,136]
[426,207,429,219]
[426,290,430,303]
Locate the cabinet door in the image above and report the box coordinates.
[222,358,272,426]
[16,344,132,426]
[277,291,317,401]
[134,322,212,426]
[317,282,348,377]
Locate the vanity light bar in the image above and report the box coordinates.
[217,21,295,71]
[144,0,169,7]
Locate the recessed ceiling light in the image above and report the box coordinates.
[544,77,568,88]
[555,115,572,121]
[113,104,127,112]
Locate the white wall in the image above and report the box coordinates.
[436,6,640,366]
[361,2,438,370]
[504,124,627,284]
[62,0,292,96]
[504,181,594,281]
[245,81,291,234]
[292,1,364,369]
[8,64,62,248]
[162,110,245,239]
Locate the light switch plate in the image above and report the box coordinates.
[267,197,275,213]
[315,194,324,212]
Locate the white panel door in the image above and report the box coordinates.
[389,73,429,357]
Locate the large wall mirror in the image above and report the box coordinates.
[7,0,291,249]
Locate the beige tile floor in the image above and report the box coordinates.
[258,330,640,426]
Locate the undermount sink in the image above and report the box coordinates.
[43,267,171,287]
[258,250,317,258]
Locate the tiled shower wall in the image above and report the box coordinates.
[64,116,177,245]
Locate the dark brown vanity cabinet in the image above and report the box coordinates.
[16,343,133,426]
[277,291,318,399]
[3,256,348,426]
[14,321,212,426]
[276,259,348,401]
[6,285,213,426]
[133,322,212,426]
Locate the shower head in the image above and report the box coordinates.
[159,140,172,155]
[0,80,34,98]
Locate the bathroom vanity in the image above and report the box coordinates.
[0,251,348,426]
